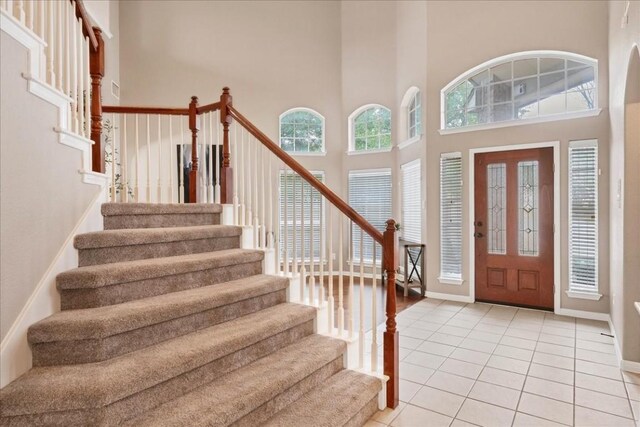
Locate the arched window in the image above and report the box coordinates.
[349,105,392,152]
[279,108,325,154]
[441,51,598,131]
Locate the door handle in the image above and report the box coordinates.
[474,232,484,238]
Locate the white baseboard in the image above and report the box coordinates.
[0,187,107,387]
[555,307,610,322]
[607,317,640,374]
[425,291,474,304]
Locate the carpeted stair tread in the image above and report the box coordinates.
[57,249,263,290]
[102,203,222,216]
[123,334,347,427]
[0,303,316,416]
[74,225,239,249]
[263,369,382,427]
[30,274,288,343]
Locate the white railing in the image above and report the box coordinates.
[1,0,93,139]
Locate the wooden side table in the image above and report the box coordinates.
[403,243,425,297]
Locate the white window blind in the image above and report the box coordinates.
[569,140,598,292]
[279,171,324,262]
[401,160,422,243]
[349,169,392,262]
[440,153,463,280]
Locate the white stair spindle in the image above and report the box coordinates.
[300,180,306,302]
[122,115,128,203]
[359,227,365,368]
[209,112,214,204]
[77,21,84,135]
[71,12,78,132]
[179,118,185,203]
[84,39,90,138]
[232,120,239,223]
[246,133,252,228]
[56,1,62,90]
[215,111,221,204]
[16,0,24,24]
[283,169,289,276]
[371,241,378,373]
[37,0,44,41]
[238,128,245,225]
[134,114,140,202]
[260,146,266,248]
[292,173,297,278]
[327,205,334,332]
[338,216,344,335]
[253,137,259,248]
[110,113,116,202]
[64,1,70,97]
[26,0,34,30]
[268,155,273,249]
[146,115,151,202]
[157,115,162,202]
[319,196,325,306]
[348,222,354,339]
[309,187,315,307]
[46,1,55,85]
[169,116,175,202]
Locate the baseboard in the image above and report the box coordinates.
[425,291,474,304]
[607,317,640,374]
[555,307,610,322]
[0,187,107,388]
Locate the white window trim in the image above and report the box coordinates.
[398,135,421,150]
[567,139,599,298]
[347,103,392,154]
[439,50,599,133]
[401,86,423,142]
[279,107,326,155]
[401,158,422,244]
[439,152,464,284]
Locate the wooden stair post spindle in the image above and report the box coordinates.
[89,26,104,173]
[383,219,399,409]
[220,87,234,204]
[188,96,200,203]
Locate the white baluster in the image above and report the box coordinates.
[6,0,13,17]
[27,0,34,32]
[56,0,62,90]
[71,10,78,132]
[338,216,344,335]
[110,113,116,202]
[179,118,185,203]
[77,21,84,135]
[16,0,24,24]
[283,168,289,276]
[64,1,70,97]
[253,137,259,248]
[37,0,44,41]
[292,172,297,278]
[122,115,128,203]
[267,155,273,249]
[134,114,139,202]
[309,187,315,306]
[246,133,252,228]
[84,38,90,138]
[371,241,378,373]
[146,115,151,202]
[359,227,365,368]
[260,146,266,248]
[319,196,325,306]
[238,127,245,225]
[300,180,306,302]
[209,112,214,204]
[169,116,175,203]
[215,111,221,204]
[348,222,354,339]
[157,115,162,202]
[46,2,55,85]
[233,121,239,223]
[327,205,334,332]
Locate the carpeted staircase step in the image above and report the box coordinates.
[102,202,222,230]
[123,334,348,427]
[263,369,382,427]
[29,274,289,366]
[57,249,263,309]
[0,303,317,426]
[74,225,241,266]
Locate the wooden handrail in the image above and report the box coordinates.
[72,0,98,52]
[102,106,190,116]
[227,105,384,244]
[196,101,222,115]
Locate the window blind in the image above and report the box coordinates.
[349,169,392,262]
[401,160,422,243]
[279,171,324,262]
[569,140,598,292]
[440,153,463,280]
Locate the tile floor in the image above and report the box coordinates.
[366,298,640,427]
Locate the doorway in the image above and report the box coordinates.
[474,147,554,310]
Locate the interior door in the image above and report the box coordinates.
[474,148,554,310]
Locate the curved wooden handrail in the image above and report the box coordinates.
[228,105,384,244]
[73,0,98,52]
[102,106,190,116]
[196,101,222,115]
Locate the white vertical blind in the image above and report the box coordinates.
[440,153,463,280]
[279,171,324,261]
[569,140,598,292]
[401,159,422,243]
[349,169,392,262]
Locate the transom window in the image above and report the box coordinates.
[441,51,598,131]
[279,108,324,154]
[349,105,392,152]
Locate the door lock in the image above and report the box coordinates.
[474,232,484,238]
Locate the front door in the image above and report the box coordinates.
[474,148,554,310]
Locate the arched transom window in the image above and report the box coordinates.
[441,51,598,131]
[350,105,392,152]
[279,108,324,154]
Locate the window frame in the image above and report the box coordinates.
[399,87,422,150]
[401,159,422,244]
[440,51,600,135]
[567,139,600,300]
[278,107,326,156]
[348,104,392,154]
[439,152,464,285]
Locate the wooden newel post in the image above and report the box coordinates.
[383,219,399,409]
[188,96,200,203]
[89,27,104,173]
[219,87,233,204]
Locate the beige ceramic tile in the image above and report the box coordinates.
[427,332,465,347]
[439,357,484,379]
[575,387,634,418]
[499,335,537,350]
[575,371,628,398]
[426,371,475,396]
[574,406,637,427]
[517,392,574,425]
[399,361,435,385]
[486,354,530,374]
[531,351,574,370]
[449,347,491,366]
[399,379,422,403]
[390,403,452,427]
[403,350,446,369]
[456,398,515,427]
[468,381,521,410]
[372,401,406,425]
[415,341,456,357]
[493,344,534,361]
[409,385,465,417]
[575,359,623,380]
[512,412,566,426]
[523,376,573,403]
[527,363,574,385]
[535,341,575,358]
[478,366,526,390]
[458,337,498,354]
[537,333,575,347]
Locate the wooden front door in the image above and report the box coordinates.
[474,148,554,310]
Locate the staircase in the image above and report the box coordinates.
[0,204,382,426]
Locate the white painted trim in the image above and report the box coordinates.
[278,107,326,155]
[439,109,602,135]
[0,188,107,387]
[438,277,465,286]
[555,308,609,322]
[346,147,393,156]
[621,359,640,374]
[398,135,421,150]
[1,9,45,77]
[80,170,109,186]
[468,141,561,312]
[425,291,474,304]
[287,152,327,157]
[347,103,391,153]
[607,316,640,374]
[565,290,603,301]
